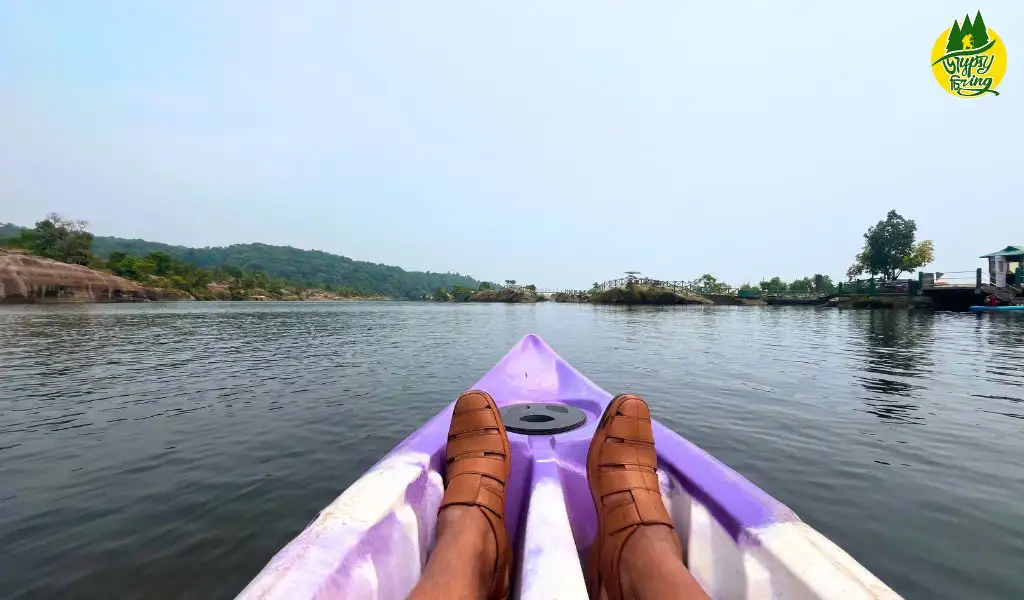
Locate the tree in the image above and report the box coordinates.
[504,280,517,288]
[222,265,244,279]
[788,277,814,294]
[846,258,865,281]
[848,210,933,281]
[902,239,935,274]
[691,274,732,295]
[17,213,94,265]
[148,251,174,276]
[814,274,836,294]
[450,285,474,302]
[477,281,494,291]
[960,14,975,49]
[591,282,601,293]
[945,19,963,53]
[759,277,788,294]
[972,11,990,47]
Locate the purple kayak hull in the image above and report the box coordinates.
[238,335,899,599]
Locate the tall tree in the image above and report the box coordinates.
[692,273,732,295]
[972,11,990,47]
[901,240,935,274]
[788,277,814,294]
[848,210,934,281]
[814,274,836,293]
[450,285,474,301]
[960,14,974,49]
[945,19,963,53]
[17,213,94,265]
[148,251,174,276]
[759,277,788,294]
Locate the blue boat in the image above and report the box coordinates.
[969,305,1024,312]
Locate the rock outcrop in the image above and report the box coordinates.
[590,285,712,305]
[0,250,144,303]
[552,291,591,303]
[709,294,765,306]
[469,288,539,303]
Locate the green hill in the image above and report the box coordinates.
[1,222,478,299]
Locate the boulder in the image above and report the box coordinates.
[0,250,142,303]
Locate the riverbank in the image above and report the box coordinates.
[1,250,145,303]
[0,250,386,303]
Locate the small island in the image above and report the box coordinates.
[430,280,540,303]
[587,273,712,305]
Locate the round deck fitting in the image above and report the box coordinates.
[499,403,587,435]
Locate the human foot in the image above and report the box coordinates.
[437,390,512,600]
[585,394,682,600]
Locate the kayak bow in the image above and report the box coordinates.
[238,335,898,600]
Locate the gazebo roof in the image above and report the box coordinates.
[980,245,1024,258]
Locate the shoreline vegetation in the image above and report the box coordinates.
[2,209,936,308]
[0,215,476,303]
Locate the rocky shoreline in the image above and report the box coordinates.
[0,250,382,303]
[1,250,145,303]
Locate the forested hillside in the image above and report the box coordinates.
[1,222,478,299]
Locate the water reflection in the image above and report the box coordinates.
[976,314,1024,420]
[853,310,935,424]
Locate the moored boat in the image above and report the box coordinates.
[969,305,1024,312]
[238,335,899,599]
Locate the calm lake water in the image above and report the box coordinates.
[1,302,1022,599]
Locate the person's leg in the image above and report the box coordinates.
[407,391,513,600]
[407,505,496,600]
[617,524,709,600]
[586,394,709,600]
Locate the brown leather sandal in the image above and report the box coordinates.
[586,394,680,600]
[439,390,513,600]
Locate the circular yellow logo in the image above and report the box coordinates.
[931,11,1006,97]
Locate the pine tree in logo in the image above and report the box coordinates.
[960,13,974,50]
[972,11,990,47]
[945,19,962,53]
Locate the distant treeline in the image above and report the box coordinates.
[585,273,838,297]
[1,217,479,300]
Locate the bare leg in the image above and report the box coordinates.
[407,506,497,600]
[618,522,709,600]
[408,390,511,600]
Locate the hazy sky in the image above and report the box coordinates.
[2,2,1021,288]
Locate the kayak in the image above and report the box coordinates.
[237,335,898,599]
[969,305,1024,312]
